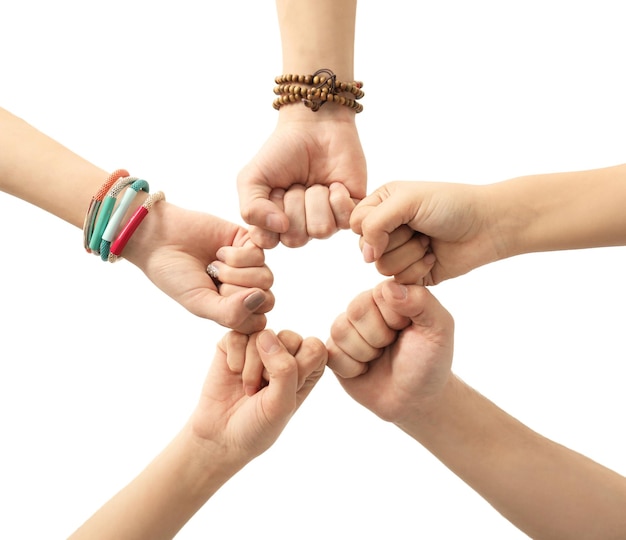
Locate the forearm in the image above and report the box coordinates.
[275,0,357,122]
[277,0,355,80]
[68,423,242,540]
[487,164,626,258]
[399,376,626,539]
[0,107,109,228]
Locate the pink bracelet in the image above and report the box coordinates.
[108,191,166,262]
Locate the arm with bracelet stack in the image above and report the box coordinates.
[0,106,274,334]
[237,0,367,249]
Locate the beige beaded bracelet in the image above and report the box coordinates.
[273,68,364,113]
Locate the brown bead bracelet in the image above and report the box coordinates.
[273,68,364,113]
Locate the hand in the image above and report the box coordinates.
[190,329,327,463]
[351,181,504,285]
[237,114,366,248]
[326,279,454,423]
[124,202,274,334]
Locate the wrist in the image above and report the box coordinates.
[481,181,532,261]
[273,70,363,118]
[174,422,245,497]
[277,101,359,124]
[393,374,463,438]
[121,194,168,269]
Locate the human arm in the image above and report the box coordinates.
[68,329,327,540]
[236,0,366,248]
[351,165,626,285]
[327,280,626,539]
[0,106,273,333]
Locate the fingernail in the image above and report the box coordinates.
[215,248,225,262]
[206,264,219,279]
[258,330,280,354]
[244,291,265,311]
[266,213,283,232]
[387,281,408,300]
[362,242,376,263]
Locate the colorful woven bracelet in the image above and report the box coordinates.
[99,179,150,261]
[82,169,130,252]
[88,176,139,253]
[108,191,166,263]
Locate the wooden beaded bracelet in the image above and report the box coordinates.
[99,178,150,261]
[82,169,130,253]
[108,191,166,263]
[273,68,364,113]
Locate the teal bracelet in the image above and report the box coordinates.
[83,169,130,253]
[88,176,138,253]
[99,179,150,260]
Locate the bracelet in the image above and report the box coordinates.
[108,191,166,263]
[88,176,138,253]
[82,169,130,252]
[99,179,150,260]
[273,68,364,113]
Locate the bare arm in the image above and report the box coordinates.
[489,164,626,257]
[399,375,626,540]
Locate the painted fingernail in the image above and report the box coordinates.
[387,281,408,300]
[206,264,219,278]
[258,329,280,354]
[362,242,376,263]
[244,291,265,311]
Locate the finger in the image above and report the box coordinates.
[276,329,303,356]
[392,255,437,285]
[304,184,336,239]
[344,288,397,350]
[237,170,290,233]
[192,289,270,333]
[371,280,413,331]
[383,225,418,253]
[329,182,357,230]
[281,185,309,248]
[375,233,431,280]
[293,336,327,401]
[379,281,454,333]
[218,283,275,314]
[216,244,266,268]
[224,331,250,374]
[326,336,370,379]
[206,261,274,290]
[256,330,299,420]
[242,332,266,395]
[352,185,418,262]
[249,225,280,249]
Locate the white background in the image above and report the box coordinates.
[1,1,625,538]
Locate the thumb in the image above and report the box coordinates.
[237,171,289,234]
[192,288,269,333]
[379,281,453,332]
[256,330,298,421]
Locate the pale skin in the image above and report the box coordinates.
[68,329,327,540]
[326,279,626,539]
[351,165,626,285]
[1,106,274,333]
[237,0,367,249]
